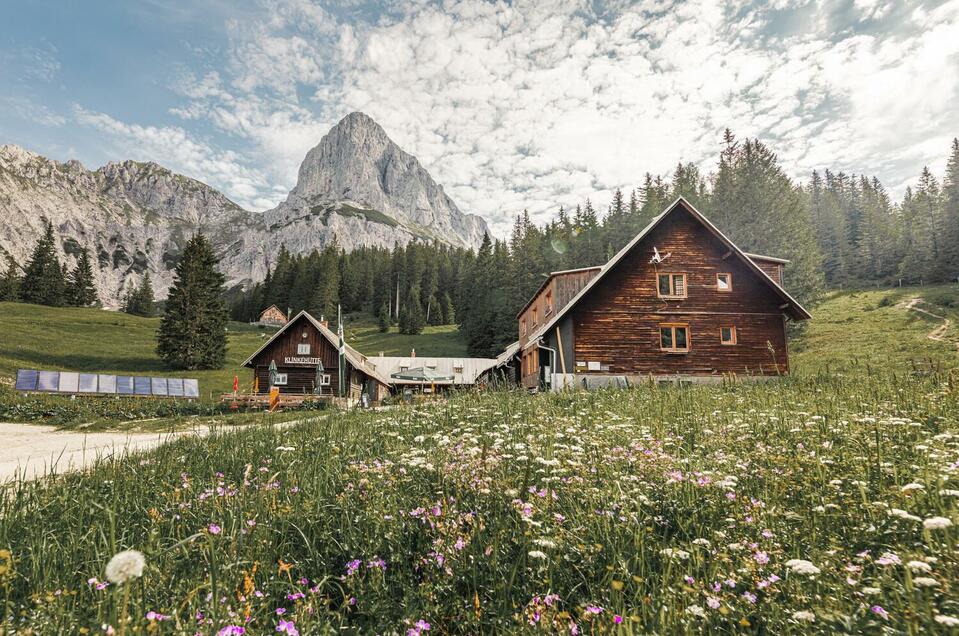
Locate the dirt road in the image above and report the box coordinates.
[0,416,317,483]
[0,423,200,482]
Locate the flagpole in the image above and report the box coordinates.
[337,304,346,398]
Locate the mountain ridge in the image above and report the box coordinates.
[0,113,490,306]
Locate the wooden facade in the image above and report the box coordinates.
[242,312,390,403]
[258,304,288,326]
[517,267,600,349]
[518,197,810,388]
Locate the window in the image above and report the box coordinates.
[453,365,464,374]
[521,319,527,336]
[297,343,311,355]
[657,273,687,298]
[545,290,554,314]
[717,272,732,291]
[273,373,288,386]
[532,307,539,325]
[319,374,331,386]
[660,324,690,353]
[721,326,737,345]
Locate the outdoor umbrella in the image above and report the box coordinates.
[390,367,454,382]
[268,359,278,389]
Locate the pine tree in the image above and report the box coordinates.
[20,220,66,306]
[123,272,154,316]
[936,138,959,281]
[156,234,228,370]
[441,291,455,326]
[400,284,425,335]
[0,255,21,301]
[66,248,98,307]
[377,301,391,333]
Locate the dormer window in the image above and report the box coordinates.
[657,273,687,299]
[717,272,732,292]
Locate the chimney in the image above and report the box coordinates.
[319,315,329,329]
[411,348,416,358]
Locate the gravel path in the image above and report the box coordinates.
[0,423,200,482]
[0,416,319,483]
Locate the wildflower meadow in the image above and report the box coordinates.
[1,369,958,634]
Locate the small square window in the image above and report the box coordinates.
[721,326,737,345]
[657,273,687,299]
[273,373,288,386]
[453,366,464,373]
[320,374,331,386]
[717,273,732,291]
[297,343,311,355]
[659,324,690,353]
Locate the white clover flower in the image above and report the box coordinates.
[935,615,959,627]
[527,550,547,560]
[685,605,705,618]
[660,548,690,560]
[862,586,881,595]
[889,509,921,522]
[785,559,821,576]
[907,560,932,573]
[792,610,816,622]
[901,483,925,492]
[532,538,556,548]
[913,577,939,587]
[105,550,146,584]
[922,516,953,530]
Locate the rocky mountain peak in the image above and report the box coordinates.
[0,113,490,306]
[286,111,488,248]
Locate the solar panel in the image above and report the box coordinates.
[59,372,80,393]
[79,373,98,393]
[37,371,59,392]
[167,378,184,397]
[134,376,152,395]
[183,378,200,398]
[15,369,38,391]
[117,376,134,395]
[151,377,168,396]
[98,374,117,394]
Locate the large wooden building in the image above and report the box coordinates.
[242,311,390,403]
[517,197,811,388]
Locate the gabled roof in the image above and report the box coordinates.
[242,310,391,386]
[522,197,811,351]
[515,266,603,319]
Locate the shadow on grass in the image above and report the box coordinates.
[0,349,170,373]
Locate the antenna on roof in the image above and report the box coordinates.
[649,246,671,264]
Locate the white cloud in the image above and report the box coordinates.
[73,106,274,210]
[162,0,959,237]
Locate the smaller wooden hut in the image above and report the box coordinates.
[257,305,288,326]
[242,311,390,404]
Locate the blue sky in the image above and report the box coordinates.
[3,0,959,237]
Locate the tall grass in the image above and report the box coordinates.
[1,370,957,633]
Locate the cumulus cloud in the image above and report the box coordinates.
[73,106,276,210]
[162,0,959,236]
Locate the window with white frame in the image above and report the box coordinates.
[297,343,311,355]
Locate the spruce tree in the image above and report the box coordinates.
[441,291,455,326]
[123,273,154,316]
[66,248,98,307]
[378,301,391,333]
[156,234,228,370]
[0,255,21,302]
[20,221,66,306]
[936,138,959,281]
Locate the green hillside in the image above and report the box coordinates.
[0,303,468,399]
[791,284,959,374]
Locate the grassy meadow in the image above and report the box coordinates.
[1,374,958,633]
[0,285,957,633]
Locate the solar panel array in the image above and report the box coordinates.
[15,369,199,398]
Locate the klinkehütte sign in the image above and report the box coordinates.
[284,356,323,365]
